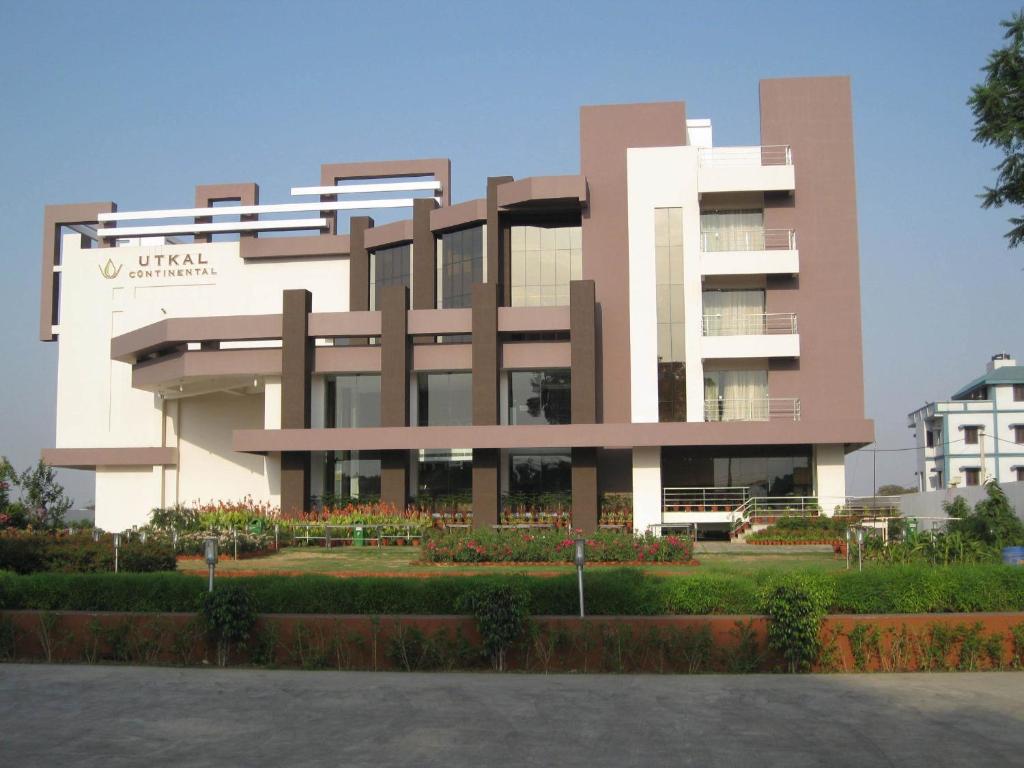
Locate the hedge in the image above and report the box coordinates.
[2,565,1023,616]
[421,529,694,563]
[0,535,176,575]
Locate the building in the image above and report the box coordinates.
[38,76,873,533]
[908,354,1024,491]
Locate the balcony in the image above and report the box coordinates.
[704,397,801,422]
[696,145,795,194]
[699,227,799,276]
[700,313,800,359]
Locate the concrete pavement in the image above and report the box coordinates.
[1,665,1022,767]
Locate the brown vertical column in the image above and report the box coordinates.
[280,289,312,516]
[379,285,409,509]
[412,198,439,310]
[471,282,500,528]
[570,279,598,532]
[486,176,513,300]
[193,183,259,244]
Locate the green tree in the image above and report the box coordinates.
[948,482,1024,546]
[0,457,15,511]
[17,461,72,530]
[968,11,1024,247]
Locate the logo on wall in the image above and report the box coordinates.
[98,259,123,279]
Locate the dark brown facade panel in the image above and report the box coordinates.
[194,183,259,244]
[570,280,597,424]
[412,198,439,310]
[280,451,310,516]
[349,217,374,315]
[281,289,313,431]
[496,175,588,209]
[380,451,408,509]
[471,283,499,426]
[111,314,283,363]
[760,77,867,424]
[233,418,876,454]
[471,449,499,528]
[379,285,409,428]
[40,202,117,342]
[239,234,350,260]
[364,219,414,250]
[571,447,598,533]
[41,447,177,470]
[579,102,687,424]
[486,176,513,297]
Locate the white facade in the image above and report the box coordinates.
[54,234,348,529]
[908,355,1024,491]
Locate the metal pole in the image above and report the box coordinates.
[274,523,279,551]
[233,529,238,561]
[114,542,119,574]
[577,565,585,618]
[208,563,214,592]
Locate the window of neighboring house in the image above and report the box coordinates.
[963,426,979,445]
[926,430,934,448]
[1016,467,1024,482]
[933,471,943,489]
[1015,425,1024,444]
[1015,384,1024,402]
[964,468,981,486]
[964,387,987,401]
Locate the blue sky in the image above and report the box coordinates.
[0,0,1021,505]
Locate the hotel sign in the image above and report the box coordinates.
[97,251,219,281]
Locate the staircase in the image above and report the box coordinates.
[729,497,822,541]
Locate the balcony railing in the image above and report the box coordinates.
[704,397,801,422]
[701,227,796,252]
[697,145,792,167]
[702,312,798,336]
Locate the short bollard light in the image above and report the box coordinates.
[140,530,147,544]
[204,537,219,592]
[113,532,121,574]
[574,535,586,618]
[845,528,853,570]
[92,528,100,542]
[856,528,865,572]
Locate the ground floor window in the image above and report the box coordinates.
[323,450,381,504]
[661,446,812,497]
[1015,467,1024,482]
[963,468,980,486]
[417,449,472,499]
[508,449,571,494]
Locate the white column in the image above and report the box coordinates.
[632,446,662,533]
[814,443,846,515]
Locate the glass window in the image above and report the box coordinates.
[963,387,988,401]
[963,426,979,445]
[418,448,473,499]
[658,362,686,423]
[700,209,764,252]
[508,449,572,494]
[324,451,381,502]
[926,430,934,448]
[704,370,769,421]
[508,370,571,425]
[655,208,685,364]
[510,224,581,307]
[964,468,980,486]
[1015,384,1024,402]
[437,226,484,309]
[369,244,411,311]
[1015,426,1024,444]
[702,290,766,336]
[661,447,812,497]
[326,375,380,429]
[417,372,472,426]
[1016,467,1024,482]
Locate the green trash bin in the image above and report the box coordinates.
[354,525,365,547]
[248,519,265,535]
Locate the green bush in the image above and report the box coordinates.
[1,565,1023,616]
[422,529,694,563]
[457,581,531,670]
[0,533,175,574]
[198,583,258,666]
[746,516,849,543]
[760,574,833,672]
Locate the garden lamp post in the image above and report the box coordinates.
[845,528,852,570]
[204,537,218,592]
[92,528,100,542]
[856,528,865,573]
[113,532,121,574]
[574,535,586,618]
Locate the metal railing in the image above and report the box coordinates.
[698,145,792,167]
[700,228,796,252]
[704,397,801,422]
[702,312,798,336]
[291,523,423,548]
[729,496,822,534]
[662,486,749,513]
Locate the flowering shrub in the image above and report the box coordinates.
[421,529,694,564]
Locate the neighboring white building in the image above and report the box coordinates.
[908,354,1024,491]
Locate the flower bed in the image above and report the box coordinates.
[746,516,852,544]
[421,529,694,564]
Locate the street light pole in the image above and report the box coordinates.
[574,536,586,618]
[204,537,218,592]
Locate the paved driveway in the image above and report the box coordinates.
[1,665,1022,767]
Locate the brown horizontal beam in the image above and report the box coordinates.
[307,311,382,338]
[314,346,382,374]
[364,219,414,250]
[412,343,472,371]
[407,308,472,335]
[496,175,588,209]
[42,447,177,469]
[239,234,350,260]
[501,341,570,369]
[430,198,486,232]
[497,306,571,333]
[234,419,875,453]
[112,315,282,363]
[132,349,281,389]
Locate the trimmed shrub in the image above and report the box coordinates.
[0,534,175,574]
[199,583,258,666]
[422,529,694,564]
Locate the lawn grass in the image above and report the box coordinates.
[174,544,847,578]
